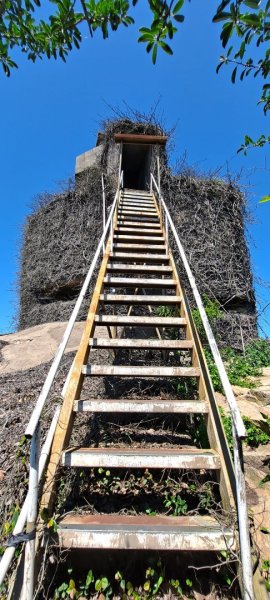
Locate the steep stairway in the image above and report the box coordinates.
[40,189,236,557]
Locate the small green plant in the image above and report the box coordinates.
[0,505,21,557]
[219,407,270,451]
[261,560,270,591]
[169,578,183,596]
[188,415,209,448]
[192,295,223,342]
[164,493,188,516]
[143,563,164,595]
[157,305,176,318]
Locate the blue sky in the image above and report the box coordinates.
[0,0,269,335]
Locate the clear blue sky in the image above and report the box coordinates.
[0,1,269,336]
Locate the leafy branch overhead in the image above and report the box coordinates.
[0,0,269,155]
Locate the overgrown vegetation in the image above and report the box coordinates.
[219,407,270,451]
[48,552,238,600]
[191,296,270,391]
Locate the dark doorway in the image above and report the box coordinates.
[122,143,152,190]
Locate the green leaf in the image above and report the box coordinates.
[159,40,173,55]
[174,14,184,22]
[152,43,157,63]
[259,195,270,203]
[231,65,237,83]
[173,0,184,14]
[241,13,261,27]
[221,22,234,47]
[212,11,231,22]
[243,0,261,8]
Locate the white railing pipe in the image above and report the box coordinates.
[101,173,106,254]
[151,172,254,600]
[151,174,245,438]
[23,425,40,600]
[25,188,119,439]
[0,408,60,587]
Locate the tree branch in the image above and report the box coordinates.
[79,0,93,37]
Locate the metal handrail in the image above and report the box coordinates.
[7,163,123,598]
[25,173,123,440]
[150,172,254,600]
[0,408,60,587]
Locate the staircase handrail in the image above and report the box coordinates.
[25,171,123,439]
[151,172,254,600]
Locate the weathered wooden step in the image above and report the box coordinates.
[114,235,164,244]
[115,228,162,235]
[109,253,169,263]
[103,276,174,287]
[118,210,157,217]
[117,221,161,228]
[82,365,199,378]
[57,514,233,551]
[62,447,219,469]
[122,193,152,199]
[89,338,191,349]
[99,293,181,304]
[112,244,167,252]
[94,315,184,327]
[117,216,159,223]
[119,201,155,207]
[74,398,208,414]
[106,264,172,274]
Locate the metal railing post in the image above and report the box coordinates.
[23,424,40,600]
[101,173,106,255]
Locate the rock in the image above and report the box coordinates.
[244,446,270,474]
[244,463,270,562]
[0,322,110,374]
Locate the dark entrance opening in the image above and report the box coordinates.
[122,143,152,190]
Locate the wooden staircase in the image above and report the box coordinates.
[40,188,237,563]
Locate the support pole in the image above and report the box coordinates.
[0,409,60,588]
[101,173,106,255]
[22,424,40,600]
[233,426,255,600]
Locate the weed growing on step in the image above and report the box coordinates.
[51,560,196,599]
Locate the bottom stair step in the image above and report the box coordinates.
[74,398,209,414]
[62,447,220,469]
[57,514,235,551]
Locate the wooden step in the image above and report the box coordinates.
[122,193,152,199]
[74,398,208,414]
[57,514,233,551]
[103,276,175,287]
[62,447,219,469]
[89,338,191,349]
[99,293,181,304]
[106,264,172,274]
[115,228,162,235]
[113,235,164,244]
[109,253,169,263]
[82,365,199,378]
[117,221,160,228]
[112,244,167,252]
[117,216,159,223]
[119,201,155,207]
[94,315,185,327]
[118,211,157,217]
